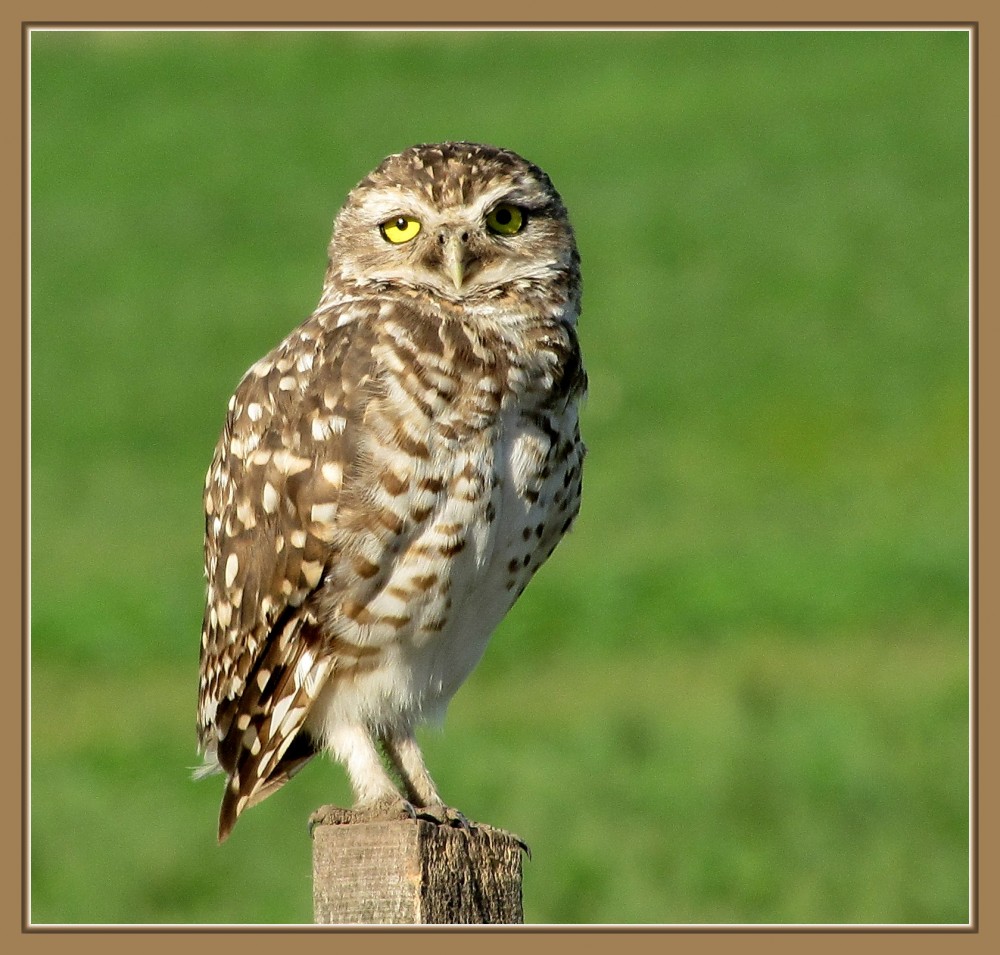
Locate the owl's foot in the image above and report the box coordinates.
[310,799,469,830]
[414,802,472,830]
[308,796,418,834]
[308,800,530,856]
[420,808,532,858]
[464,820,532,859]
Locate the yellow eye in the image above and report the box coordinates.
[380,216,422,244]
[485,203,525,236]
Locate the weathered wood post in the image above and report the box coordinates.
[310,812,527,924]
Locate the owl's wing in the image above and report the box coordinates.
[197,312,377,840]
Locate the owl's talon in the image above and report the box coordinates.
[415,804,472,830]
[357,796,420,823]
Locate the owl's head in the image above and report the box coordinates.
[324,142,580,313]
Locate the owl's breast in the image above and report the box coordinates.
[309,312,584,729]
[388,395,584,712]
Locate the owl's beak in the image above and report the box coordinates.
[442,232,472,292]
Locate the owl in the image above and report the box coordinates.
[196,142,586,842]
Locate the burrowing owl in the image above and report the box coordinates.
[196,142,586,842]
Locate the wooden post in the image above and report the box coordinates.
[311,815,526,924]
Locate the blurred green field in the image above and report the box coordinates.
[29,29,970,925]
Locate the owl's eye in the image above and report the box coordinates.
[485,203,525,236]
[380,216,422,244]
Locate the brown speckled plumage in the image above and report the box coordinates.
[197,142,586,841]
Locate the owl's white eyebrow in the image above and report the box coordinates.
[362,194,439,223]
[361,184,539,226]
[471,185,527,216]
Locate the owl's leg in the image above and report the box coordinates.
[381,732,440,806]
[381,732,469,829]
[309,723,415,829]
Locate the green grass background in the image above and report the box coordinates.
[29,29,970,925]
